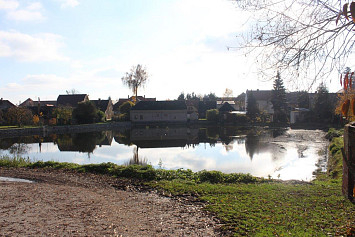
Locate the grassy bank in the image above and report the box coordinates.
[0,131,354,236]
[149,133,354,236]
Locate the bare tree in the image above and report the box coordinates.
[223,88,234,98]
[121,64,148,103]
[232,0,355,89]
[66,89,80,95]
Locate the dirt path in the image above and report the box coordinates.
[0,168,224,236]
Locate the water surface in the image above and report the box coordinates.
[0,126,328,181]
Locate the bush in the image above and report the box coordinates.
[111,165,157,180]
[72,101,99,124]
[198,170,225,183]
[325,128,343,141]
[206,109,219,122]
[0,156,31,167]
[79,162,116,174]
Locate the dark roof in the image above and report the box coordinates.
[92,99,110,111]
[114,96,156,110]
[0,100,16,109]
[246,90,272,101]
[286,92,300,105]
[20,98,56,107]
[57,94,88,107]
[131,101,187,111]
[19,98,34,107]
[219,102,236,112]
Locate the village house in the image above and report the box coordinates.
[91,99,114,120]
[217,101,237,111]
[245,90,274,120]
[57,94,89,108]
[185,100,199,121]
[217,93,246,111]
[0,99,16,111]
[130,100,187,123]
[19,98,57,108]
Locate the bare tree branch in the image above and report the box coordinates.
[232,0,355,89]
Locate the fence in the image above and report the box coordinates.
[343,122,355,202]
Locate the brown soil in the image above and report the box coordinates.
[0,168,225,236]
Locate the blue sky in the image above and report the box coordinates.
[0,0,341,104]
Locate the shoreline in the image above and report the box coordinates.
[1,133,354,236]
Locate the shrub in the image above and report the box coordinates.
[206,109,219,122]
[72,101,98,124]
[198,170,224,183]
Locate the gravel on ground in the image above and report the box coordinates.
[0,168,225,237]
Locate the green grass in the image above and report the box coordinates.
[0,126,19,129]
[0,156,32,167]
[150,179,354,236]
[0,131,354,236]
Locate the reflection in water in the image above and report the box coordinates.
[126,146,148,166]
[8,143,30,156]
[56,132,109,154]
[0,126,328,180]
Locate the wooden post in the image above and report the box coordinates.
[343,122,355,202]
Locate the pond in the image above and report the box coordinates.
[0,126,328,181]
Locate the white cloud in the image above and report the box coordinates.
[0,0,19,10]
[27,2,42,11]
[0,31,68,62]
[1,1,45,21]
[6,9,44,21]
[56,0,79,8]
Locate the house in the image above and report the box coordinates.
[290,108,310,124]
[20,98,56,108]
[91,99,114,120]
[217,93,246,111]
[0,99,16,111]
[245,90,274,114]
[217,101,237,111]
[130,100,187,123]
[185,100,199,121]
[57,94,89,108]
[218,102,236,113]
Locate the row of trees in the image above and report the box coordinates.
[0,101,109,127]
[177,92,218,101]
[246,72,336,123]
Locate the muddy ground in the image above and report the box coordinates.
[0,168,225,236]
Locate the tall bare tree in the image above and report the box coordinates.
[66,89,80,95]
[232,0,355,89]
[121,64,148,103]
[223,88,234,98]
